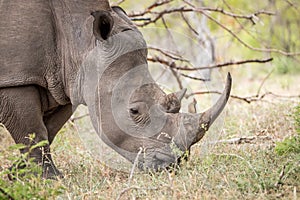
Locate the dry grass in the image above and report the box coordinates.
[0,73,299,200]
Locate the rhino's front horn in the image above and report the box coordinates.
[200,72,232,127]
[188,72,232,146]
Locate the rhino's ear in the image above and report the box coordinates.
[91,11,114,40]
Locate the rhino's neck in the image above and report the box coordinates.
[50,0,110,100]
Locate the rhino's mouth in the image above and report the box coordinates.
[136,141,185,171]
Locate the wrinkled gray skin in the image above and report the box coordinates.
[0,0,232,178]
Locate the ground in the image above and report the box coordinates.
[0,72,299,199]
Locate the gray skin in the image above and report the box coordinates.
[0,0,232,178]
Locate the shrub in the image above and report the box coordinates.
[0,138,65,200]
[275,104,300,155]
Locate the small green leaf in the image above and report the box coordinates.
[29,140,49,151]
[8,143,27,151]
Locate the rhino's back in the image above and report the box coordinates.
[0,0,57,89]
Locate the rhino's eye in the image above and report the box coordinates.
[129,108,139,115]
[129,103,150,126]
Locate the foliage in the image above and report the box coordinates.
[0,140,65,200]
[275,104,300,155]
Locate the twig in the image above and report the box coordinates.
[130,1,299,56]
[180,12,199,36]
[128,147,143,185]
[188,58,273,71]
[283,0,299,10]
[116,186,159,200]
[183,0,275,22]
[70,114,89,122]
[130,5,275,25]
[129,0,174,17]
[130,17,151,21]
[267,92,300,99]
[209,135,272,145]
[170,68,184,89]
[0,187,14,200]
[274,165,286,187]
[116,186,140,200]
[188,90,300,103]
[148,46,189,62]
[180,73,209,82]
[198,10,300,56]
[148,56,273,71]
[115,0,126,5]
[256,68,274,96]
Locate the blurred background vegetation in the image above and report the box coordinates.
[118,0,300,75]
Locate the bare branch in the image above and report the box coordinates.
[256,69,275,96]
[129,0,174,17]
[148,55,273,71]
[187,91,300,104]
[187,90,257,103]
[180,12,199,36]
[170,68,184,89]
[129,2,299,56]
[115,0,126,5]
[130,17,151,21]
[183,0,275,24]
[210,135,272,145]
[148,46,189,62]
[198,10,300,56]
[180,73,209,82]
[177,58,273,71]
[131,5,275,28]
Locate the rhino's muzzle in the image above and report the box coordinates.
[140,73,232,170]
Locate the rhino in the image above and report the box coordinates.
[0,0,232,179]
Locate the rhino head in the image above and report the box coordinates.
[72,5,232,171]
